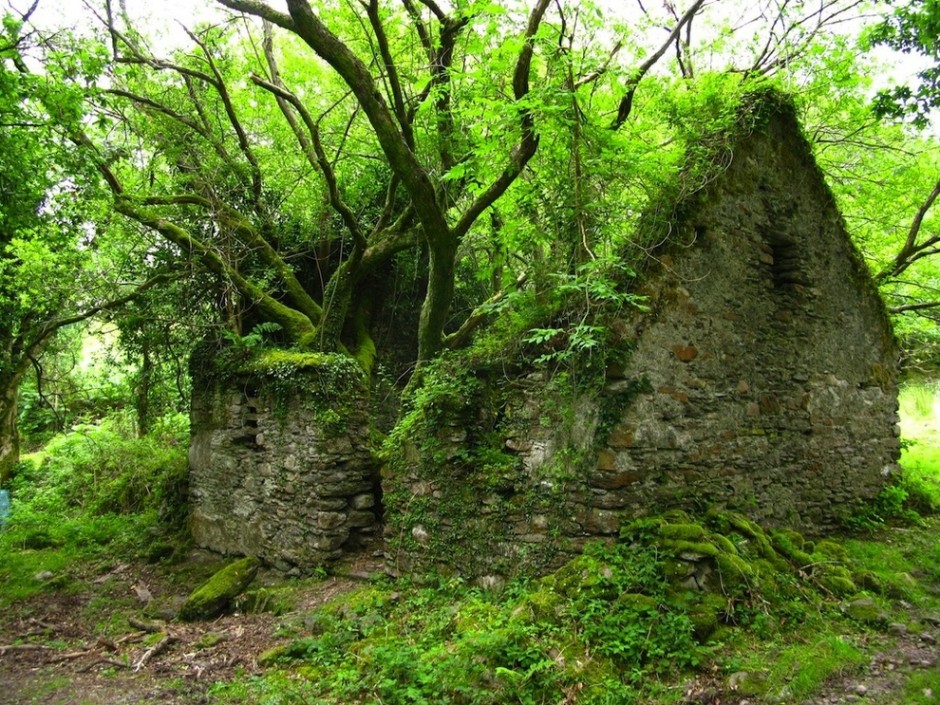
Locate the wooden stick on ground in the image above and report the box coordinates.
[133,634,178,672]
[78,657,131,673]
[127,617,165,633]
[50,649,98,663]
[0,644,53,654]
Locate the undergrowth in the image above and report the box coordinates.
[210,506,940,705]
[847,381,940,531]
[0,412,189,608]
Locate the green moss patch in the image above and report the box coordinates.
[178,557,260,621]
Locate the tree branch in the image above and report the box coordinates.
[216,0,295,30]
[184,26,265,209]
[444,272,528,350]
[878,175,940,282]
[453,0,552,239]
[249,65,367,252]
[365,0,414,149]
[611,0,706,129]
[20,271,182,379]
[889,300,940,314]
[114,198,318,343]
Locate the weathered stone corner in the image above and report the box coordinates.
[188,357,380,572]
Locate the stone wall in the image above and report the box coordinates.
[556,102,899,533]
[189,354,379,572]
[385,99,900,579]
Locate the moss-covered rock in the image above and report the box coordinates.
[660,523,707,542]
[854,569,919,600]
[844,596,888,627]
[729,670,770,696]
[620,516,667,540]
[512,587,565,623]
[178,557,260,621]
[542,554,616,599]
[664,557,695,582]
[770,530,809,563]
[715,552,754,591]
[814,539,849,563]
[667,588,726,641]
[708,510,761,539]
[617,592,658,612]
[709,533,739,555]
[661,509,693,524]
[662,539,720,559]
[818,572,857,597]
[854,569,886,595]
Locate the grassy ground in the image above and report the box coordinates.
[898,382,940,513]
[1,390,939,705]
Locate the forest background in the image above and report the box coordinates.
[3,0,940,481]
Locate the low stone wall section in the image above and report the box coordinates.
[189,364,378,572]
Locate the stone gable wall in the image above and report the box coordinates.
[189,372,379,572]
[572,111,899,531]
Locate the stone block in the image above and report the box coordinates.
[351,493,375,509]
[590,469,643,490]
[672,345,699,362]
[596,449,617,471]
[583,509,621,535]
[348,510,376,528]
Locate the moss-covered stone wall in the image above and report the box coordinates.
[188,351,379,572]
[384,102,900,580]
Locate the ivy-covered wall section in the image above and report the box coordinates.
[384,96,900,580]
[188,349,379,572]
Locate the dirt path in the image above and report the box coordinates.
[0,558,368,705]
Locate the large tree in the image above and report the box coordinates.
[38,0,734,373]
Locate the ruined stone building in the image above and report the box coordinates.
[188,94,900,576]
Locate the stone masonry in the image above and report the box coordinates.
[189,370,379,572]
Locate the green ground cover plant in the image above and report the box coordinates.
[0,412,189,608]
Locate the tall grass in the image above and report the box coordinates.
[899,382,940,436]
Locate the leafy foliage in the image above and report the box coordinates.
[4,413,188,545]
[868,0,940,128]
[0,410,189,607]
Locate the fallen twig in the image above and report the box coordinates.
[96,636,118,652]
[0,644,53,654]
[50,649,98,663]
[128,616,165,633]
[78,657,130,673]
[115,630,147,645]
[134,634,178,672]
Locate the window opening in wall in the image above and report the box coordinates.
[235,387,261,447]
[765,229,808,290]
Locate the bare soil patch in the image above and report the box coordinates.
[0,553,376,705]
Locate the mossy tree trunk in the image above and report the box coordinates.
[0,380,20,485]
